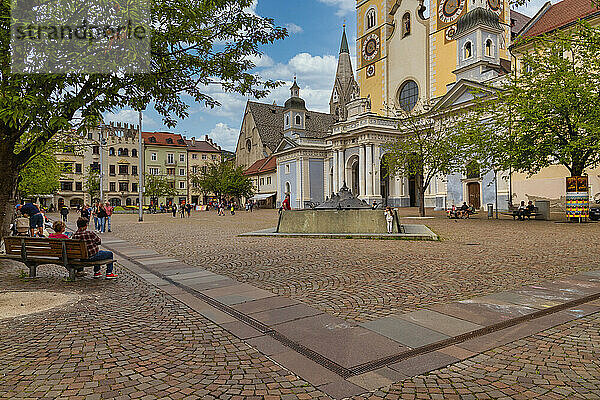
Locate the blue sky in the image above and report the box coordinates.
[106,0,550,151]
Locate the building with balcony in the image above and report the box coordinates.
[142,131,188,206]
[185,135,222,205]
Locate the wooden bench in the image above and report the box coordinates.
[500,206,542,220]
[0,237,114,281]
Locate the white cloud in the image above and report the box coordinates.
[247,53,275,68]
[208,122,239,151]
[285,23,303,34]
[317,0,355,16]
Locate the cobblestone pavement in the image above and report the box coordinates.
[110,209,600,322]
[0,261,327,400]
[354,310,600,400]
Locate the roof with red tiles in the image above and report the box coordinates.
[520,0,600,39]
[244,156,277,176]
[142,132,187,147]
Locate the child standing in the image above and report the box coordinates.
[384,207,394,234]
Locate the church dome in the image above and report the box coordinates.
[284,96,307,110]
[455,7,502,36]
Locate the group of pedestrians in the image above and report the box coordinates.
[78,202,113,233]
[169,203,193,218]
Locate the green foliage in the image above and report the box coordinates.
[191,161,254,199]
[467,21,600,177]
[383,101,469,216]
[84,167,100,202]
[144,174,177,200]
[17,152,61,198]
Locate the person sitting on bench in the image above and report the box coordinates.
[524,201,536,220]
[517,201,526,220]
[72,217,117,280]
[49,221,69,239]
[459,202,470,218]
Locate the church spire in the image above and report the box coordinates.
[330,25,360,121]
[340,24,349,54]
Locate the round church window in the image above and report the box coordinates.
[399,80,419,111]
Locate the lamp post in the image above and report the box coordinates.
[99,125,105,203]
[138,111,144,222]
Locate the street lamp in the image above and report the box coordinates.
[138,110,144,222]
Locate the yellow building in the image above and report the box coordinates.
[356,0,512,114]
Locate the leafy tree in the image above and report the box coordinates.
[0,0,286,238]
[144,175,177,203]
[191,161,253,200]
[17,152,61,199]
[470,21,600,178]
[383,101,469,216]
[84,167,100,203]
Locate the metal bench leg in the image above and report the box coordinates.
[67,267,76,282]
[26,263,37,278]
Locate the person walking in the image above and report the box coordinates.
[92,203,100,232]
[15,203,45,237]
[60,205,69,222]
[230,203,235,215]
[80,204,90,220]
[186,203,192,218]
[97,203,108,233]
[171,204,177,218]
[104,202,113,232]
[384,206,394,234]
[72,217,117,279]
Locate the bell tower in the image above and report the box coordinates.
[356,0,392,116]
[430,0,510,97]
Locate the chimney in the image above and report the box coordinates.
[205,134,209,141]
[192,138,196,145]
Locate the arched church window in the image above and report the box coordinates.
[398,80,419,112]
[295,115,301,125]
[333,88,339,103]
[109,147,115,156]
[285,182,291,194]
[246,139,252,152]
[366,8,376,30]
[464,42,472,59]
[485,39,493,56]
[402,13,411,37]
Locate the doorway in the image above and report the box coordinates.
[408,178,416,207]
[351,160,359,196]
[380,163,389,206]
[467,182,481,209]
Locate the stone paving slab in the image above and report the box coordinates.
[270,350,341,387]
[251,303,324,326]
[428,301,534,326]
[317,379,366,398]
[232,295,302,314]
[136,257,181,266]
[275,314,408,369]
[395,309,483,337]
[387,351,459,376]
[360,316,450,349]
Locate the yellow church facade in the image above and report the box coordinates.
[356,0,511,115]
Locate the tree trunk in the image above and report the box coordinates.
[417,173,426,217]
[0,145,20,240]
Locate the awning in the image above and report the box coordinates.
[249,193,276,201]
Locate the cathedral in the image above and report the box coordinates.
[238,0,529,210]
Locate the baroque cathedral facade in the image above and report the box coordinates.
[238,0,524,210]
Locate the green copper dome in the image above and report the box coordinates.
[455,7,502,36]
